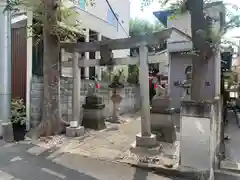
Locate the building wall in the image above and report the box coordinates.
[169,53,218,108]
[65,0,130,40]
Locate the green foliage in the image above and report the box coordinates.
[6,0,82,42]
[101,70,111,82]
[111,69,125,83]
[127,65,139,84]
[101,68,126,83]
[140,0,240,48]
[11,98,26,125]
[130,18,163,36]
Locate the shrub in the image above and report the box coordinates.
[11,98,26,125]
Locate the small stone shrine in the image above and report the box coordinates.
[82,82,106,130]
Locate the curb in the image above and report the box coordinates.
[220,160,240,173]
[128,162,210,180]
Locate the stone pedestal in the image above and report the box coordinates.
[151,112,176,143]
[135,133,157,148]
[66,126,85,137]
[150,96,177,143]
[151,96,170,113]
[82,95,106,130]
[180,100,214,171]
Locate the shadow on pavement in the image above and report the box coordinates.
[0,142,100,180]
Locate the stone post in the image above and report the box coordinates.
[84,28,89,79]
[96,33,102,80]
[135,45,157,148]
[66,52,84,137]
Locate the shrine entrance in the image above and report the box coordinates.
[61,28,173,147]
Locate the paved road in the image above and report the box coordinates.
[215,171,240,180]
[0,141,183,180]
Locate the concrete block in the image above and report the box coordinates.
[66,126,84,137]
[135,133,157,148]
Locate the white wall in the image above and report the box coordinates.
[64,0,130,40]
[169,52,220,108]
[167,12,192,38]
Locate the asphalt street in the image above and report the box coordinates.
[215,171,240,180]
[0,141,184,180]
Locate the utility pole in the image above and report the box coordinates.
[0,0,14,141]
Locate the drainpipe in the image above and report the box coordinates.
[0,1,14,141]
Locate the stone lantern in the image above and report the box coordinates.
[108,74,124,123]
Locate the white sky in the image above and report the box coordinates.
[130,0,240,46]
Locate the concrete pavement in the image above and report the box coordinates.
[215,171,240,180]
[0,141,183,180]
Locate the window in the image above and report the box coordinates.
[107,8,118,26]
[79,0,85,9]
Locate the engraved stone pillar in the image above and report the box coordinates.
[180,100,215,175]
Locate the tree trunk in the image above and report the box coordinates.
[187,0,209,101]
[36,0,62,136]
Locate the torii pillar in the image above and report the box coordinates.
[135,44,157,148]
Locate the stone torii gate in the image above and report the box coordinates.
[61,28,173,148]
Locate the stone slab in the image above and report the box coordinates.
[180,115,211,171]
[66,126,85,137]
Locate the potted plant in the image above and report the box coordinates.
[11,98,26,141]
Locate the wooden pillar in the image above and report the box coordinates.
[135,45,157,147]
[72,52,81,127]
